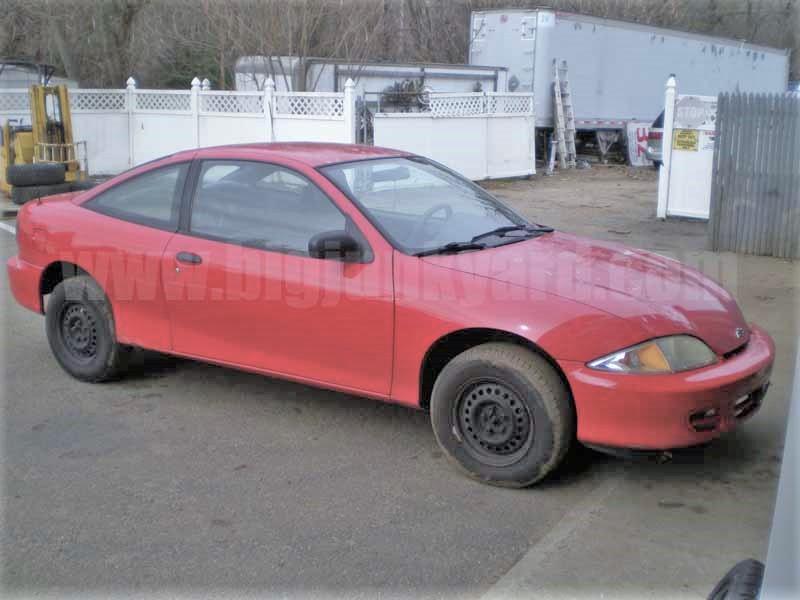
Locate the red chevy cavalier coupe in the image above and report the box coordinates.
[7,143,775,487]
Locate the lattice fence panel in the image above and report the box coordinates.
[428,94,486,117]
[71,90,127,112]
[486,94,533,115]
[135,91,191,112]
[0,91,30,112]
[274,94,344,117]
[201,92,264,114]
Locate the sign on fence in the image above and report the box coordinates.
[673,129,699,151]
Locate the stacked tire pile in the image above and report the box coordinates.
[7,164,95,205]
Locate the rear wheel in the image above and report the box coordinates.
[45,276,127,382]
[430,343,575,487]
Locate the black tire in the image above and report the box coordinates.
[707,559,764,600]
[45,275,127,382]
[11,182,72,205]
[6,163,66,187]
[430,343,575,487]
[69,180,96,192]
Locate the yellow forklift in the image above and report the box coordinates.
[1,66,90,204]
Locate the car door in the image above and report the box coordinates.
[161,159,394,396]
[78,159,190,352]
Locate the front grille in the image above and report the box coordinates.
[688,383,768,433]
[723,342,748,360]
[732,384,768,420]
[689,408,720,433]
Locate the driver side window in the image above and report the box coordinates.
[189,160,347,256]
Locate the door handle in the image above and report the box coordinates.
[176,251,202,265]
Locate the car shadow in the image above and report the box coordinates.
[584,431,781,492]
[118,347,432,430]
[109,351,779,491]
[120,349,186,381]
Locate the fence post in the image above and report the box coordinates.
[264,77,275,142]
[191,77,201,148]
[530,94,537,175]
[656,75,677,219]
[483,91,490,179]
[343,78,356,144]
[201,78,211,91]
[126,76,136,167]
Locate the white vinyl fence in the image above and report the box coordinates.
[2,79,535,181]
[656,76,718,220]
[373,92,536,180]
[1,77,356,175]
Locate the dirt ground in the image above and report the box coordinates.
[484,165,702,251]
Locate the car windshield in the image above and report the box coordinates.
[320,157,535,255]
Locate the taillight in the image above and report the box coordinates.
[648,131,663,140]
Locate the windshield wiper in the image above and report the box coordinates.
[470,224,554,243]
[414,241,487,257]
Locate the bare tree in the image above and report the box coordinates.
[2,0,797,88]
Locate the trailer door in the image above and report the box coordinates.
[469,11,537,93]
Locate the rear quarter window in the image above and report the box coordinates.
[83,163,188,230]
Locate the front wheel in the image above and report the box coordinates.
[430,343,575,487]
[45,275,127,382]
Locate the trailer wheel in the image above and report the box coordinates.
[11,182,73,205]
[6,163,66,187]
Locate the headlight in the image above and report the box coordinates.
[588,335,717,374]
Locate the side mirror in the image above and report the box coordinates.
[308,230,364,262]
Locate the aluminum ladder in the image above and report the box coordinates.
[553,59,577,169]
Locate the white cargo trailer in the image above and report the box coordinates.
[469,9,790,130]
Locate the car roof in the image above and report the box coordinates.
[178,142,410,167]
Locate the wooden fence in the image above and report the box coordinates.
[708,93,800,259]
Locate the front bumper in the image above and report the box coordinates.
[7,255,44,314]
[559,325,775,449]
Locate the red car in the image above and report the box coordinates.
[7,143,774,487]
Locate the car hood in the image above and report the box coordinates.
[422,231,749,355]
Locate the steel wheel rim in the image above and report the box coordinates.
[455,379,534,467]
[60,302,98,362]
